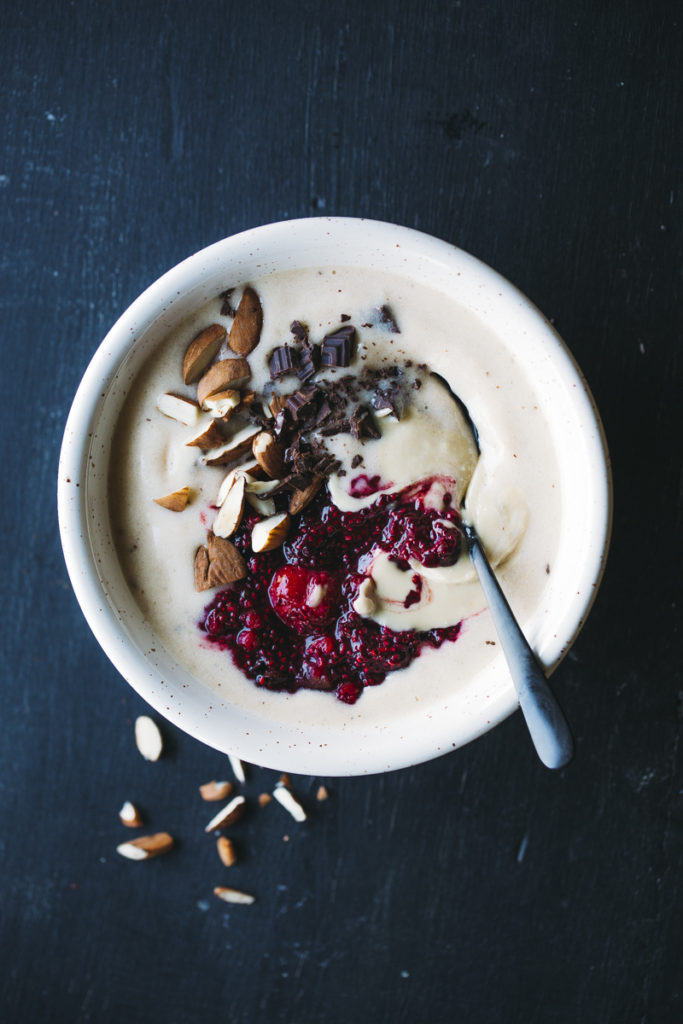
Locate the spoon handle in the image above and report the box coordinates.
[464,525,574,770]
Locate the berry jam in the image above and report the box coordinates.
[200,477,463,703]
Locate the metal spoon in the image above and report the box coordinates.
[463,523,574,770]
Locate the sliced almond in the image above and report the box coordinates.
[153,486,190,513]
[212,475,246,538]
[197,358,251,406]
[251,512,290,552]
[252,431,286,478]
[156,393,201,426]
[289,476,324,515]
[213,886,254,905]
[201,425,262,467]
[228,286,263,356]
[216,461,259,506]
[119,801,143,828]
[205,794,246,832]
[245,493,276,517]
[183,324,227,384]
[258,793,272,807]
[185,416,224,450]
[316,785,329,802]
[244,476,279,496]
[202,389,241,418]
[199,780,233,802]
[228,754,246,784]
[207,533,247,586]
[117,832,174,860]
[194,545,211,592]
[273,783,307,822]
[217,836,237,867]
[134,716,163,761]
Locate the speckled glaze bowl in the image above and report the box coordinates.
[58,218,611,775]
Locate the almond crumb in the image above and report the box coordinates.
[316,785,329,802]
[217,836,237,867]
[213,886,255,905]
[199,780,233,802]
[119,800,143,827]
[258,793,272,807]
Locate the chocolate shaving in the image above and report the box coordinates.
[269,345,299,379]
[321,325,355,367]
[378,305,400,333]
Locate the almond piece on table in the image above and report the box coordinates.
[217,836,237,867]
[204,794,246,833]
[153,486,190,513]
[202,389,241,418]
[117,832,174,861]
[156,393,201,426]
[199,780,233,802]
[289,476,324,515]
[183,324,227,384]
[134,716,163,761]
[201,425,262,467]
[212,475,246,538]
[252,431,286,478]
[316,785,329,802]
[119,801,143,828]
[228,754,246,784]
[185,416,225,449]
[194,546,211,592]
[197,358,251,406]
[273,782,307,822]
[213,886,255,905]
[258,793,272,807]
[228,286,263,356]
[251,512,290,553]
[207,533,247,586]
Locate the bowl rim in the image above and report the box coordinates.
[58,216,612,775]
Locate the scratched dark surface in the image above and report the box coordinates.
[1,1,681,1022]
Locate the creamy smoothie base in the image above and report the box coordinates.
[110,265,562,706]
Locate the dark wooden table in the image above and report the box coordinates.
[2,2,680,1021]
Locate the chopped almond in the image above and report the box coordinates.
[153,486,190,513]
[183,324,227,384]
[197,358,251,406]
[228,286,263,356]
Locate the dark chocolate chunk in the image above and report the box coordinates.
[321,325,355,367]
[378,305,400,333]
[297,342,320,382]
[268,345,300,379]
[290,320,309,342]
[286,388,318,421]
[340,313,351,322]
[351,454,364,469]
[349,404,381,441]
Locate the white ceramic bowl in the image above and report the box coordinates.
[58,217,611,775]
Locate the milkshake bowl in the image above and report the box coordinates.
[58,218,611,775]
